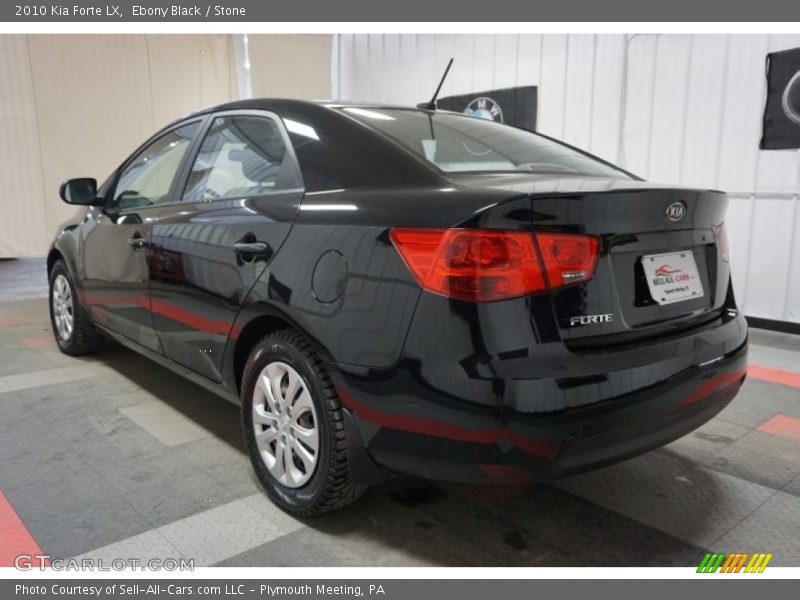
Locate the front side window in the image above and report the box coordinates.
[112,122,200,210]
[338,107,631,178]
[182,115,299,202]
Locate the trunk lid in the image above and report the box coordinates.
[448,174,731,347]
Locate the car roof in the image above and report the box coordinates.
[185,98,464,119]
[188,98,404,117]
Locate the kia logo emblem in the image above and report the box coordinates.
[665,201,686,222]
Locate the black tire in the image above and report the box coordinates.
[48,259,103,355]
[241,329,365,516]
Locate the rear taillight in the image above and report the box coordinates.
[715,223,730,262]
[536,233,600,288]
[389,228,600,302]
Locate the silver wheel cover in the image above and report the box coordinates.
[252,361,320,488]
[51,274,74,342]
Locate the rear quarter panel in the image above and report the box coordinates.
[237,185,530,369]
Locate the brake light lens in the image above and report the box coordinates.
[715,223,730,262]
[536,233,600,288]
[390,228,600,302]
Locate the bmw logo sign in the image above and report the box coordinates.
[465,97,504,123]
[782,70,800,126]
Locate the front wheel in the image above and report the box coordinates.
[48,260,103,355]
[241,330,364,516]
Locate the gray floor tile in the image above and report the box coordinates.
[157,495,305,566]
[659,418,750,464]
[2,458,120,524]
[77,369,157,400]
[172,435,247,470]
[782,359,800,375]
[703,439,800,490]
[748,344,800,370]
[298,479,450,551]
[781,401,800,420]
[734,378,800,407]
[0,394,42,435]
[90,447,219,495]
[125,470,244,529]
[0,258,47,295]
[553,450,694,497]
[0,402,101,476]
[73,529,185,563]
[9,378,99,405]
[204,457,263,498]
[558,465,776,547]
[214,533,337,567]
[269,526,449,567]
[484,484,704,566]
[783,472,800,498]
[748,329,800,352]
[716,380,797,429]
[119,401,211,447]
[0,365,98,392]
[731,430,800,462]
[709,491,800,566]
[68,416,164,463]
[25,495,153,559]
[0,349,58,377]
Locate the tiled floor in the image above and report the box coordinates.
[1,257,799,567]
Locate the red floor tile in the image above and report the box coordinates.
[21,335,54,349]
[748,364,800,389]
[0,316,39,327]
[757,414,800,442]
[0,490,46,567]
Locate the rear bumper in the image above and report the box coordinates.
[333,313,748,485]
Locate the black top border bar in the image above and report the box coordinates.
[2,0,800,22]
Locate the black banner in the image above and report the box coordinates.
[4,579,799,600]
[761,46,800,150]
[437,86,538,130]
[3,0,800,22]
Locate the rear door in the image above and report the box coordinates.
[80,120,203,350]
[149,110,303,381]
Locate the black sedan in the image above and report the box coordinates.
[49,99,748,515]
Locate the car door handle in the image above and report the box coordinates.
[233,241,271,256]
[128,236,148,250]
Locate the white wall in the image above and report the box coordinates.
[0,35,237,258]
[248,34,332,100]
[0,34,336,258]
[334,34,800,324]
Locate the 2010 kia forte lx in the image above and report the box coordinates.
[48,99,748,515]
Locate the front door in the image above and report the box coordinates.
[149,111,303,381]
[80,120,202,351]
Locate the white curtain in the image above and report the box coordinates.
[248,34,332,100]
[0,34,236,258]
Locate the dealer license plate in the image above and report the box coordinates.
[641,251,704,305]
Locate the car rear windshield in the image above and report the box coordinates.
[337,107,630,178]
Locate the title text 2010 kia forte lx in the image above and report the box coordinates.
[48,99,747,515]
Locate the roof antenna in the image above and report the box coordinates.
[417,58,453,111]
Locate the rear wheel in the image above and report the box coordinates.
[241,329,364,515]
[48,260,103,355]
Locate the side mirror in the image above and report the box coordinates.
[59,178,98,205]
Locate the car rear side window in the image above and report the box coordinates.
[112,122,200,210]
[182,115,300,202]
[338,107,630,178]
